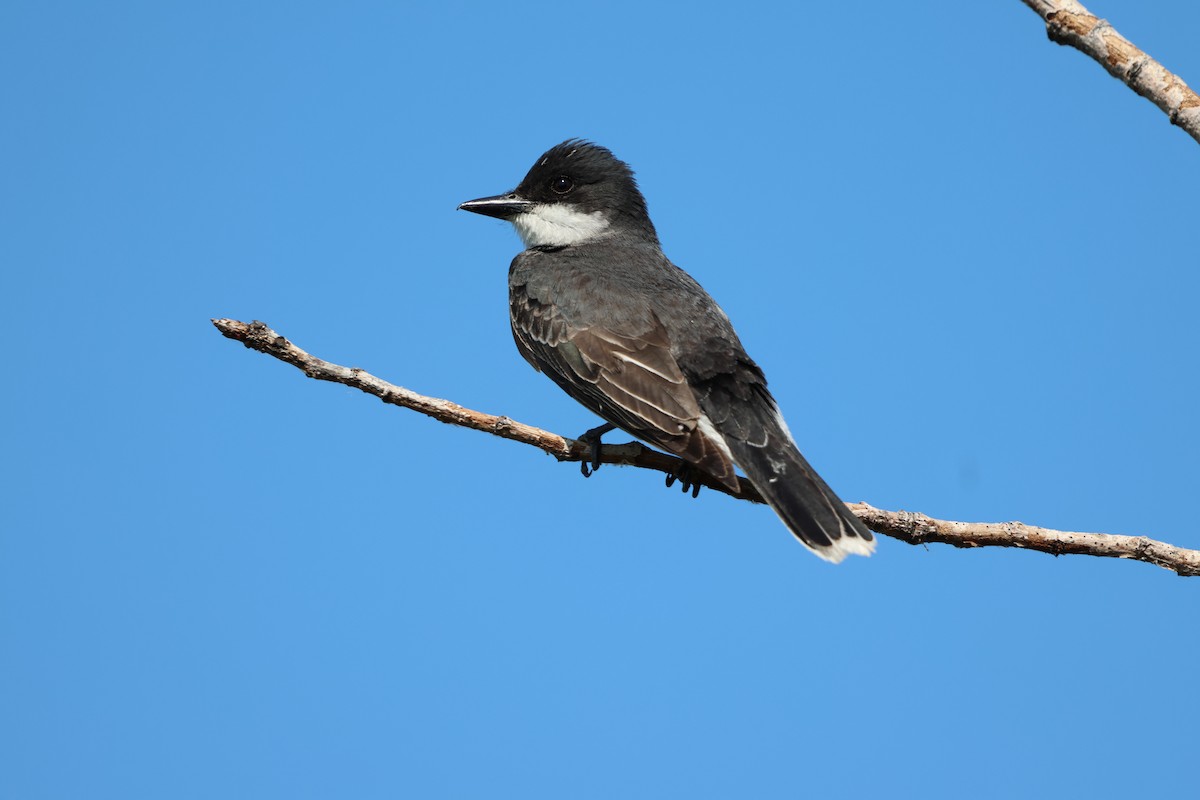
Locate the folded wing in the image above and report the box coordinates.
[511,287,740,490]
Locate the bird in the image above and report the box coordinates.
[458,140,874,562]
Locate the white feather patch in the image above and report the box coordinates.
[695,413,734,463]
[808,525,876,563]
[771,401,796,446]
[511,204,611,248]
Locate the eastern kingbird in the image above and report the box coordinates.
[459,140,874,562]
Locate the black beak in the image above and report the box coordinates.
[457,193,533,220]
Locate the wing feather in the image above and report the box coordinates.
[511,287,739,489]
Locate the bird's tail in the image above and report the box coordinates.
[726,434,875,563]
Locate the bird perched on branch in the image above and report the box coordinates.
[459,140,874,562]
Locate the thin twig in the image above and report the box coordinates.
[1020,0,1200,144]
[213,318,1200,577]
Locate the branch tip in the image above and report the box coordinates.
[1023,0,1200,145]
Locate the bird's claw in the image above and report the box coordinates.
[665,463,703,498]
[577,422,616,478]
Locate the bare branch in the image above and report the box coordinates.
[849,504,1198,576]
[213,318,1200,577]
[1021,0,1200,145]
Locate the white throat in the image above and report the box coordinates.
[511,203,611,248]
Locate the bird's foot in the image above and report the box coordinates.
[576,422,616,478]
[665,462,704,499]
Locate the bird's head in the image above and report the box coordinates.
[458,139,657,248]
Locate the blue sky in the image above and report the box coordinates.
[3,1,1198,797]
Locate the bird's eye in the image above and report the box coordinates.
[551,176,574,194]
